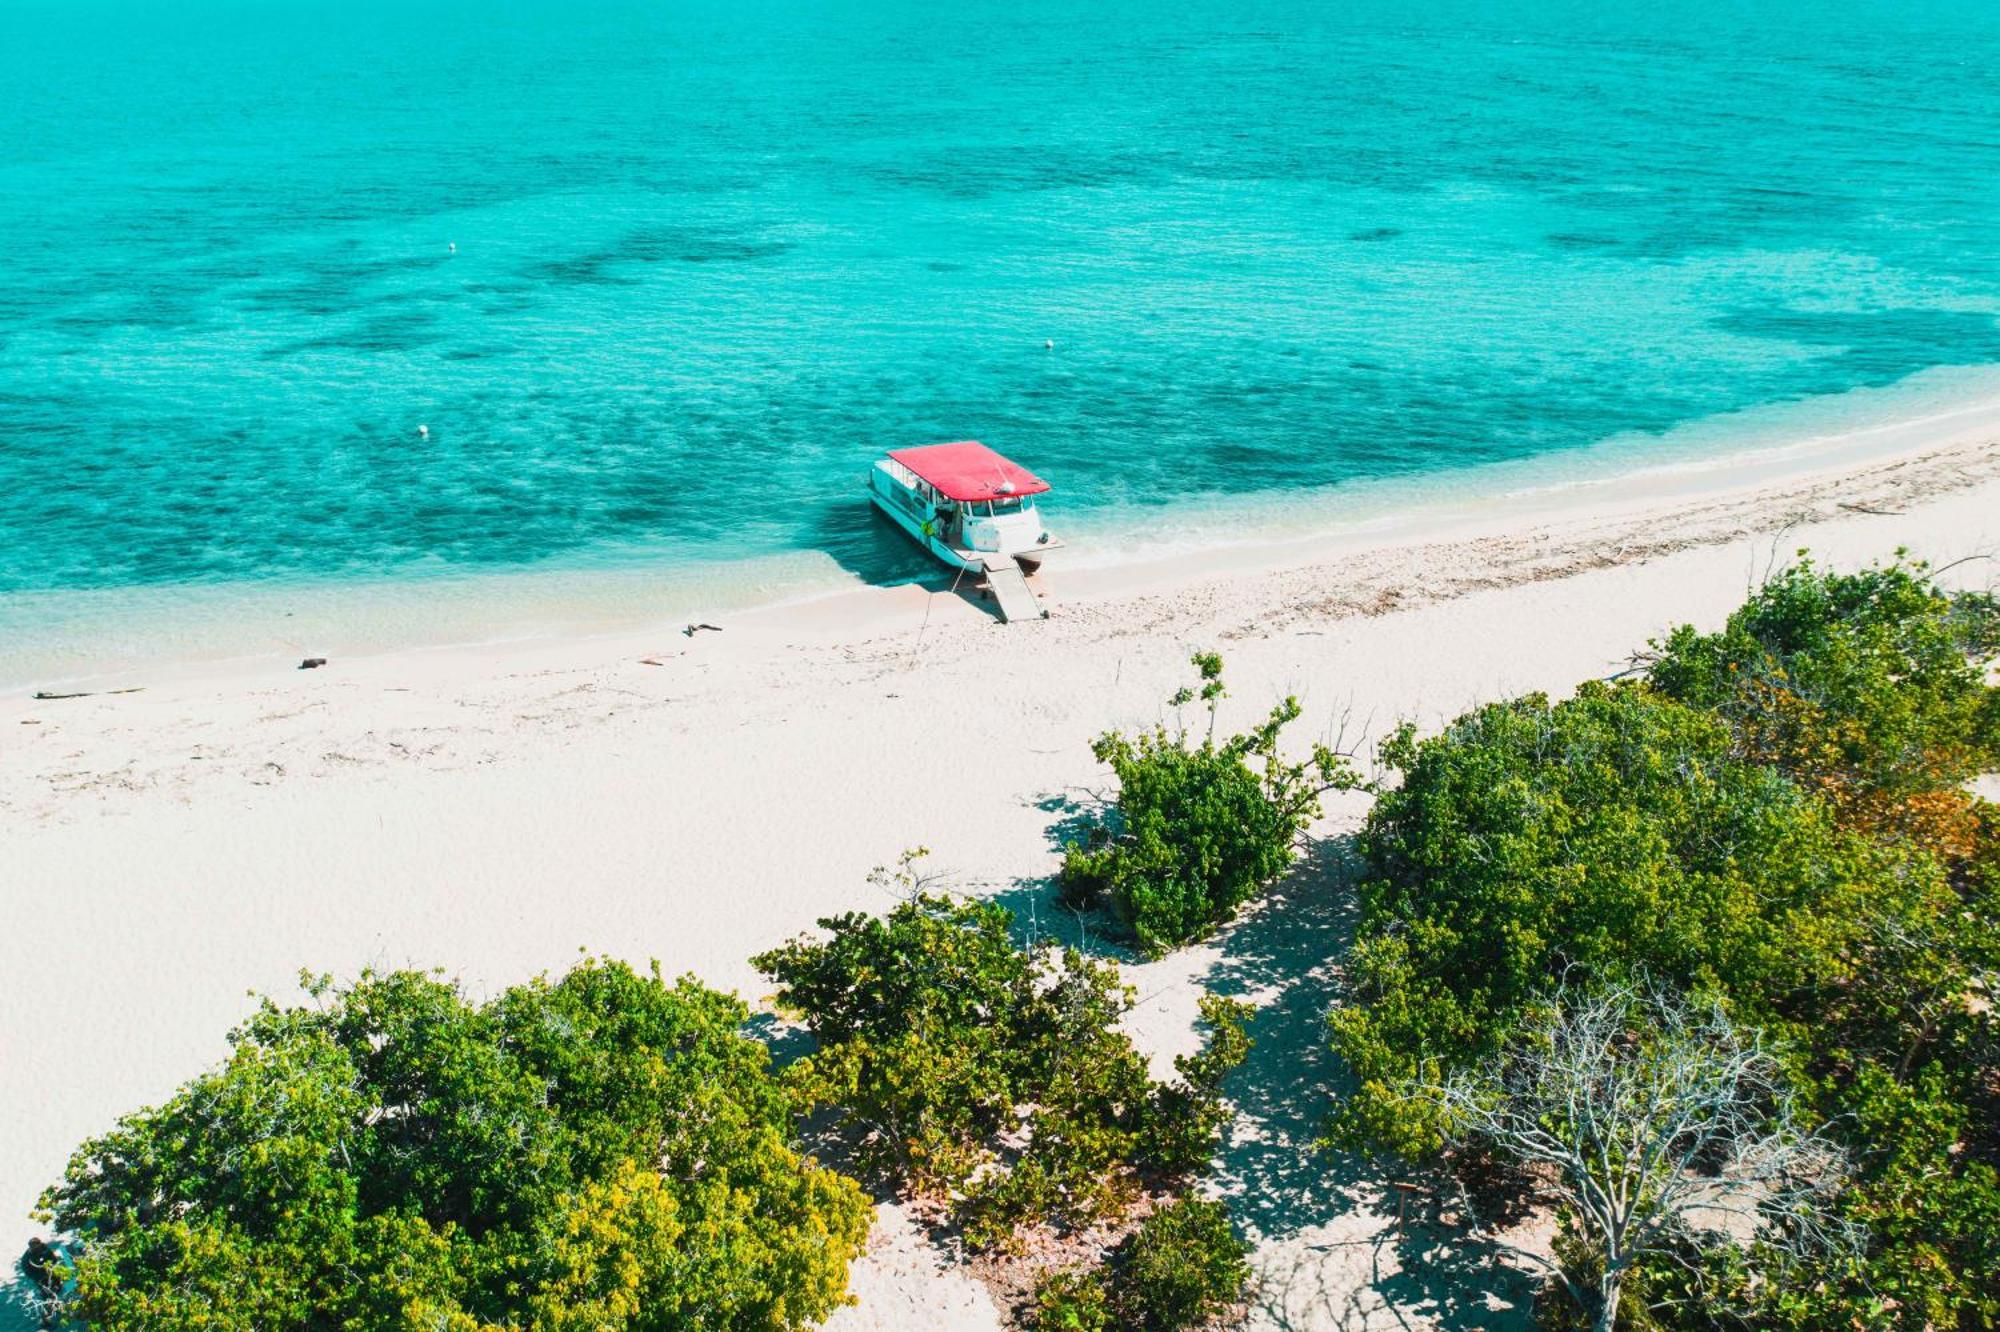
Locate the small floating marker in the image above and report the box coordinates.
[1044,338,1054,349]
[417,424,429,438]
[448,241,457,253]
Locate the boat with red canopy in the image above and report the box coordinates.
[867,441,1060,619]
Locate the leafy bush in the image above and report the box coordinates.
[1116,1198,1250,1330]
[1643,557,2000,1328]
[1329,680,1935,1155]
[1138,993,1257,1178]
[1032,1199,1249,1332]
[1331,560,2000,1327]
[1648,554,2000,848]
[1033,1265,1115,1331]
[1061,653,1361,954]
[36,960,872,1331]
[753,884,1251,1248]
[1773,1065,2000,1329]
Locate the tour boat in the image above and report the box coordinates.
[867,440,1061,621]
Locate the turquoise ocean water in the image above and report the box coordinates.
[4,0,2000,680]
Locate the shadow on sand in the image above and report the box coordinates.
[1197,839,1536,1330]
[808,498,1008,622]
[991,827,1537,1330]
[0,1273,46,1332]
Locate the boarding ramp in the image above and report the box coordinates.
[982,560,1045,623]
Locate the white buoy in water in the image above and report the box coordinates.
[448,241,457,254]
[417,424,430,438]
[1044,338,1054,349]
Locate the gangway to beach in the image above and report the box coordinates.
[980,557,1046,623]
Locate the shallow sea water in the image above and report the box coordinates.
[4,0,2000,676]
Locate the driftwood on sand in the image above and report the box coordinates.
[31,687,144,701]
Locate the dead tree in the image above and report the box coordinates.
[1428,980,1858,1332]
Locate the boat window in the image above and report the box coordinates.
[991,497,1025,514]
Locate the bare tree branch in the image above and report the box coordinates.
[1422,978,1860,1332]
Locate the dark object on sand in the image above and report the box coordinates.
[31,687,143,701]
[682,623,723,637]
[299,657,328,670]
[20,1236,62,1319]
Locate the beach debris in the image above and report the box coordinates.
[31,687,143,701]
[1839,501,1905,516]
[299,657,328,670]
[682,623,723,637]
[20,719,40,725]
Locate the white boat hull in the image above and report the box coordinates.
[865,464,1058,574]
[867,478,985,572]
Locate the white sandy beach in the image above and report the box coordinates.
[4,420,1998,1329]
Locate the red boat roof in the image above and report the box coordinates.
[887,441,1051,503]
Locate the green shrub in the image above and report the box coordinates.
[1780,1064,2000,1329]
[1138,994,1256,1177]
[1649,554,2000,849]
[1329,680,1936,1155]
[1329,561,2000,1327]
[1034,1265,1115,1331]
[754,880,1251,1248]
[1645,561,2000,1329]
[1115,1198,1250,1331]
[36,961,872,1331]
[1061,653,1361,954]
[1035,1198,1250,1332]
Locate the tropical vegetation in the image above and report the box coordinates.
[1060,652,1362,954]
[1330,556,2000,1328]
[30,552,1997,1331]
[34,960,873,1331]
[1032,1198,1249,1332]
[752,884,1253,1252]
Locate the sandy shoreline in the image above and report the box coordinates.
[4,425,1998,1327]
[14,371,2000,697]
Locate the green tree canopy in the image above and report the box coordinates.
[38,960,871,1331]
[1330,681,1950,1157]
[754,887,1251,1250]
[1331,559,2000,1326]
[1648,554,2000,848]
